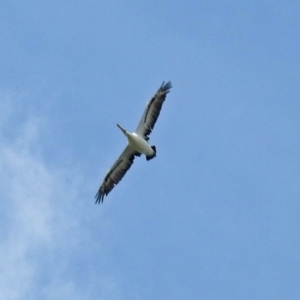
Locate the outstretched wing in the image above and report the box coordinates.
[95,146,138,203]
[135,81,172,139]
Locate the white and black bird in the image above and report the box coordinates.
[95,81,172,203]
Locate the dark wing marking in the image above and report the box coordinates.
[95,146,139,203]
[135,81,172,139]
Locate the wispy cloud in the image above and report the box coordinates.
[0,93,121,300]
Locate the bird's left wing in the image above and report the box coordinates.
[135,81,172,140]
[95,145,138,203]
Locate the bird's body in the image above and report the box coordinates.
[95,81,172,203]
[117,124,155,157]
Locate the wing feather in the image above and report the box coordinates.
[135,81,172,139]
[95,146,138,203]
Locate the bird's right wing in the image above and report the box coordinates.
[95,146,138,203]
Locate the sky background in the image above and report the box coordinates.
[1,1,300,299]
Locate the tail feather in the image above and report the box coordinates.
[146,145,156,161]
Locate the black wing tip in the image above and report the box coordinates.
[161,81,172,92]
[95,191,104,204]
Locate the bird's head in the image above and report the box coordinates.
[116,124,127,136]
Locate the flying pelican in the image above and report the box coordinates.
[95,81,172,203]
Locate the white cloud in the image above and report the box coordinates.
[0,94,121,300]
[0,118,79,299]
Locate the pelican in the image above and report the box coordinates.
[95,81,172,203]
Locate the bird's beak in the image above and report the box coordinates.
[117,124,127,135]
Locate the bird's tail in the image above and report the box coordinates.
[146,146,156,161]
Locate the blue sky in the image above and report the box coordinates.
[1,1,300,299]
